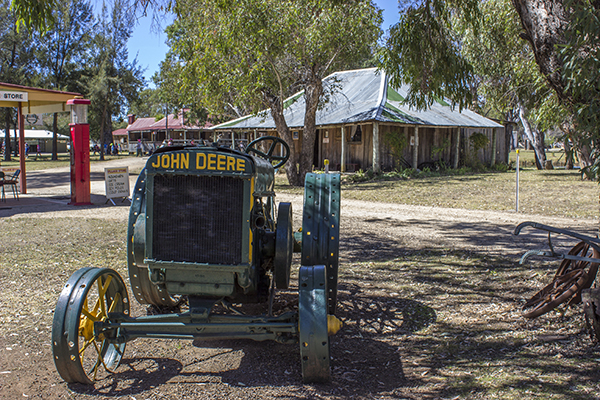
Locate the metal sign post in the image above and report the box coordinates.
[516,149,520,212]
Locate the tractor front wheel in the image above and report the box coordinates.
[52,267,129,384]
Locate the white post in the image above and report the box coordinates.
[516,149,520,212]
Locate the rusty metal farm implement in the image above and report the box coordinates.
[514,221,600,339]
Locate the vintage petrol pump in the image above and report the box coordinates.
[67,98,91,205]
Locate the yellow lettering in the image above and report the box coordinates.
[151,156,160,168]
[171,153,180,169]
[161,154,170,168]
[196,153,206,169]
[237,158,245,172]
[226,156,235,171]
[181,153,189,169]
[207,154,216,170]
[217,154,226,170]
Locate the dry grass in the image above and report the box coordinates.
[2,161,600,399]
[277,166,599,220]
[337,248,600,399]
[1,153,129,171]
[1,218,599,399]
[509,149,568,168]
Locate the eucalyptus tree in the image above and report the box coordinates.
[381,0,600,177]
[459,0,556,169]
[558,0,600,178]
[0,0,38,160]
[167,0,381,186]
[84,0,144,159]
[35,0,93,160]
[128,88,163,118]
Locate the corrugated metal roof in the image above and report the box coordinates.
[0,129,69,140]
[112,128,128,136]
[127,115,213,132]
[213,68,502,130]
[126,117,156,131]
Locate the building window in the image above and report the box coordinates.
[348,125,362,143]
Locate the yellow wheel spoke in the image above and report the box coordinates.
[108,292,121,313]
[91,340,103,380]
[79,337,97,357]
[97,276,113,317]
[81,308,100,322]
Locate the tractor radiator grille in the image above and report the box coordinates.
[152,174,245,265]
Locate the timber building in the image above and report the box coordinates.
[212,68,506,172]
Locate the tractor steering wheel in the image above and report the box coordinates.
[245,136,291,169]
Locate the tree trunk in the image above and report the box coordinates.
[52,113,58,160]
[265,93,301,186]
[512,0,569,101]
[563,135,573,169]
[13,126,18,157]
[299,69,323,184]
[576,143,593,170]
[99,102,108,161]
[518,100,546,169]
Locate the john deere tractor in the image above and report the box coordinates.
[51,136,341,384]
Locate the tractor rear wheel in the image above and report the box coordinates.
[301,173,341,315]
[298,265,330,383]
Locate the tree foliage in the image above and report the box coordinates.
[166,0,381,185]
[458,0,556,169]
[1,0,38,160]
[382,0,600,179]
[10,0,56,33]
[379,0,480,111]
[84,0,144,158]
[559,0,600,178]
[35,0,93,159]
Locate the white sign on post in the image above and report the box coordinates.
[104,167,130,204]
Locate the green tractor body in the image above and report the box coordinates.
[131,146,278,303]
[51,138,341,384]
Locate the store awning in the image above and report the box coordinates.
[0,82,81,194]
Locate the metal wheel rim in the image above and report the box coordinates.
[274,202,293,289]
[52,268,129,384]
[523,242,600,318]
[298,265,330,383]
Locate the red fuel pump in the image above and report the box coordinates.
[67,98,92,205]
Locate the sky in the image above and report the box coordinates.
[126,0,401,87]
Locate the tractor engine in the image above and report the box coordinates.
[128,145,292,306]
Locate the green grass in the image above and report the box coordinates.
[276,165,599,219]
[509,149,568,168]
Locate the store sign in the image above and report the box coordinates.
[0,91,28,102]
